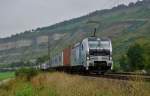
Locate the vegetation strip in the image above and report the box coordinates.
[0,72,15,81]
[79,73,150,82]
[1,72,150,96]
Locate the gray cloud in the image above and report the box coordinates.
[0,0,139,38]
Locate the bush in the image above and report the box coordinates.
[15,68,39,81]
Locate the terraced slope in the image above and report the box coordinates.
[0,0,149,69]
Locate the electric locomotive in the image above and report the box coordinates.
[81,36,113,73]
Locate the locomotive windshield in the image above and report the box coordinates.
[88,38,111,56]
[88,41,110,49]
[100,41,110,49]
[88,41,99,48]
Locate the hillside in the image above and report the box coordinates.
[0,0,150,69]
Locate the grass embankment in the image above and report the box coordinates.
[0,72,150,96]
[0,72,15,81]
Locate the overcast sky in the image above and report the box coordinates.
[0,0,140,38]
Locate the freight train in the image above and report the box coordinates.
[41,36,113,74]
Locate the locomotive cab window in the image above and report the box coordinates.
[89,41,110,49]
[100,41,110,49]
[89,41,99,48]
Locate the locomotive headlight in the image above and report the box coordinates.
[109,52,112,60]
[86,53,90,60]
[87,57,90,60]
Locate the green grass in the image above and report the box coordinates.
[0,72,150,96]
[0,72,15,81]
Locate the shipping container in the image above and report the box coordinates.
[63,47,71,66]
[71,42,82,66]
[51,52,63,67]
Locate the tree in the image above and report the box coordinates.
[127,43,144,71]
[119,55,129,71]
[143,43,150,71]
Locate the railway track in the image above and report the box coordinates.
[78,72,150,82]
[109,72,150,76]
[1,66,150,82]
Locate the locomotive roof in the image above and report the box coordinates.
[88,37,110,41]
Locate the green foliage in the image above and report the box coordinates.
[119,42,150,72]
[15,68,39,81]
[111,63,120,72]
[0,78,57,96]
[143,43,150,72]
[0,72,14,81]
[119,55,129,71]
[36,55,49,64]
[15,83,34,96]
[127,43,144,71]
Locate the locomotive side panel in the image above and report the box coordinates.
[71,47,76,66]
